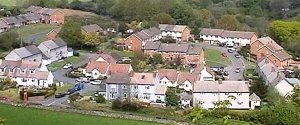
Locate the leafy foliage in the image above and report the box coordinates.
[59,21,83,48]
[292,85,300,107]
[95,94,106,103]
[0,31,20,51]
[187,107,204,123]
[165,87,180,106]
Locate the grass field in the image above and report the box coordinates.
[205,48,231,67]
[11,23,61,44]
[49,55,84,71]
[0,103,162,125]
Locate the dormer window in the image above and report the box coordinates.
[9,68,14,73]
[30,70,35,74]
[20,69,26,74]
[0,68,3,72]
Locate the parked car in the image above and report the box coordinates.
[74,83,84,91]
[76,77,89,83]
[122,57,131,62]
[90,80,102,85]
[227,49,233,53]
[234,54,241,58]
[222,53,228,57]
[223,71,229,76]
[63,63,73,69]
[55,93,66,98]
[235,68,241,73]
[65,89,76,95]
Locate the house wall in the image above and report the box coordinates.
[125,35,143,51]
[182,28,191,42]
[178,80,192,91]
[275,79,294,97]
[159,77,177,87]
[200,34,253,46]
[250,100,261,110]
[200,67,215,81]
[131,84,155,103]
[91,69,106,79]
[154,94,165,103]
[39,45,68,63]
[267,55,292,68]
[47,31,58,40]
[50,11,64,24]
[193,92,250,109]
[250,40,264,55]
[257,47,272,59]
[5,52,43,62]
[106,83,131,100]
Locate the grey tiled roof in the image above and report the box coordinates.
[221,30,255,39]
[199,28,224,36]
[82,24,103,33]
[270,50,292,61]
[20,13,42,21]
[9,45,41,59]
[144,41,161,50]
[249,93,261,101]
[26,6,42,13]
[285,78,300,85]
[53,38,67,47]
[2,16,20,25]
[106,73,130,84]
[0,20,9,29]
[40,38,66,50]
[141,27,161,36]
[193,81,250,93]
[159,24,188,32]
[187,44,203,55]
[158,43,190,53]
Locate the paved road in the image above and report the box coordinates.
[203,44,247,81]
[41,52,100,107]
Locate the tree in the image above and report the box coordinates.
[0,118,4,125]
[83,33,106,47]
[151,13,176,24]
[58,0,68,8]
[137,61,147,70]
[59,21,84,48]
[292,85,300,107]
[0,31,20,51]
[217,15,241,30]
[151,53,163,65]
[269,20,300,43]
[251,77,268,100]
[95,94,106,103]
[187,107,204,123]
[165,87,180,106]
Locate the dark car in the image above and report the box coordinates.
[223,71,229,76]
[55,93,66,98]
[234,54,241,58]
[65,89,76,95]
[227,49,233,53]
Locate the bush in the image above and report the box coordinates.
[69,93,82,101]
[73,52,80,57]
[44,90,56,98]
[121,100,142,111]
[112,99,122,109]
[95,95,105,103]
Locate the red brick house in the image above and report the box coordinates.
[266,51,293,68]
[26,6,65,24]
[46,28,61,40]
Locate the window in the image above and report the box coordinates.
[134,85,138,89]
[122,85,127,89]
[135,94,138,98]
[22,78,27,82]
[111,88,116,92]
[185,84,188,87]
[32,79,35,82]
[164,81,167,84]
[30,70,35,74]
[143,94,150,99]
[94,73,97,76]
[0,68,3,72]
[145,85,150,89]
[237,93,242,96]
[123,93,127,99]
[225,93,229,95]
[199,101,205,104]
[20,69,25,74]
[157,96,160,99]
[9,68,14,73]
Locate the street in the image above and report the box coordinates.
[204,44,247,81]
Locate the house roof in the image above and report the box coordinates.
[141,27,161,36]
[39,38,66,51]
[130,73,155,85]
[187,43,203,55]
[15,16,26,23]
[19,13,42,21]
[7,45,42,59]
[155,85,167,95]
[85,60,131,74]
[2,16,21,25]
[268,50,292,61]
[270,73,285,86]
[108,63,131,75]
[249,93,261,101]
[96,53,121,63]
[144,41,161,50]
[193,81,249,93]
[177,72,197,85]
[285,78,300,85]
[0,20,9,29]
[257,37,283,52]
[85,61,109,73]
[199,28,224,36]
[158,43,190,53]
[159,24,188,32]
[106,73,130,84]
[157,69,178,81]
[221,30,255,39]
[82,24,103,33]
[192,63,215,76]
[180,92,192,100]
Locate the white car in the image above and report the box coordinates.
[63,63,73,69]
[235,68,241,73]
[90,80,102,85]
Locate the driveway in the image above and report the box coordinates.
[41,52,100,107]
[203,44,247,81]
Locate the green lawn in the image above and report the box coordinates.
[0,88,19,101]
[49,56,84,71]
[56,83,73,93]
[11,24,61,44]
[205,48,231,67]
[0,103,162,125]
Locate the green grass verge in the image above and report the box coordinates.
[0,88,19,101]
[49,56,84,71]
[11,24,61,44]
[205,48,231,67]
[56,83,73,93]
[0,103,162,125]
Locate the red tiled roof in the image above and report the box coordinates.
[157,69,178,81]
[85,61,109,73]
[108,64,131,74]
[177,72,197,85]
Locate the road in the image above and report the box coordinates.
[204,44,247,81]
[41,52,100,107]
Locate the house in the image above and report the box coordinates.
[159,24,191,42]
[177,72,197,91]
[0,60,53,87]
[157,69,179,87]
[26,6,65,24]
[249,93,261,110]
[130,73,157,103]
[125,27,162,51]
[143,42,205,65]
[192,63,215,81]
[266,50,292,69]
[46,28,61,40]
[18,13,42,24]
[154,85,167,104]
[274,78,299,97]
[180,92,192,108]
[105,73,131,100]
[1,16,23,28]
[81,24,103,35]
[95,53,121,64]
[193,81,250,109]
[83,60,133,79]
[38,38,68,63]
[199,28,257,46]
[5,45,43,62]
[0,20,9,33]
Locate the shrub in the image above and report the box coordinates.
[95,95,105,103]
[73,52,80,57]
[44,90,55,98]
[69,93,81,101]
[121,100,142,111]
[112,99,122,109]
